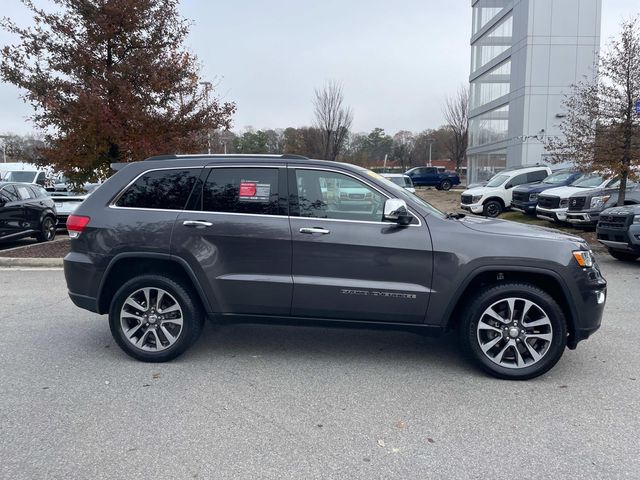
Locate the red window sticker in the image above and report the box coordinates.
[239,182,257,197]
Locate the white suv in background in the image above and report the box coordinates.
[536,174,614,223]
[460,166,552,217]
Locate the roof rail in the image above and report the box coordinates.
[143,154,309,162]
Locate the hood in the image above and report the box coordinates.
[462,185,497,196]
[513,182,564,194]
[460,215,586,244]
[538,185,597,199]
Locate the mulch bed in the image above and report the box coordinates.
[0,238,71,258]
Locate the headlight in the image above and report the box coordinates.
[573,250,594,268]
[472,195,483,203]
[633,215,640,224]
[559,199,568,208]
[529,193,538,202]
[590,195,611,209]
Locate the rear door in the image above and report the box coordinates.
[289,167,433,323]
[173,165,292,316]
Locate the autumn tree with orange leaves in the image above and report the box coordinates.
[1,0,235,184]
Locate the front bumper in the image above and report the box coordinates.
[567,264,607,349]
[536,206,568,222]
[566,211,599,225]
[597,224,640,253]
[460,202,484,214]
[511,201,537,214]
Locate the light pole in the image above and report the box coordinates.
[199,81,212,154]
[426,138,435,166]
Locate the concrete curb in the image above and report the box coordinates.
[0,257,64,268]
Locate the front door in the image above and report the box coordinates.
[289,167,433,324]
[0,185,26,240]
[173,165,292,316]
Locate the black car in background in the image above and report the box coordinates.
[0,182,57,243]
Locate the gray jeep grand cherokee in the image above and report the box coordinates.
[64,155,607,380]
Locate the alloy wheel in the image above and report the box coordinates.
[120,287,184,352]
[43,217,56,241]
[476,297,553,369]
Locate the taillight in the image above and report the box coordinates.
[66,215,91,238]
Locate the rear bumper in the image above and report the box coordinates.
[64,251,103,314]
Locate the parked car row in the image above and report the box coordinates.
[460,167,640,262]
[0,179,101,244]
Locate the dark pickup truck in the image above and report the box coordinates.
[597,205,640,262]
[566,183,640,227]
[405,167,460,191]
[511,170,583,214]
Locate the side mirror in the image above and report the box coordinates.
[505,183,513,189]
[384,198,413,226]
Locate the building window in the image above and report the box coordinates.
[470,60,511,110]
[471,13,513,72]
[469,104,510,148]
[472,4,507,36]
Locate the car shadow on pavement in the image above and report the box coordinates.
[178,321,475,374]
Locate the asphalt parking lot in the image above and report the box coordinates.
[1,256,639,479]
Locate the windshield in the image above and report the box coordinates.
[544,172,577,184]
[359,167,445,218]
[5,171,37,183]
[486,174,509,188]
[571,174,605,188]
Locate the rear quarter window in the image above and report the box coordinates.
[116,169,200,210]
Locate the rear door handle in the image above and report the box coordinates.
[183,220,213,228]
[299,227,330,235]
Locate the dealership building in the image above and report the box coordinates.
[467,0,602,183]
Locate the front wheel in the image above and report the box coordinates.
[109,275,204,362]
[35,216,56,242]
[459,283,567,380]
[483,200,503,218]
[608,249,639,262]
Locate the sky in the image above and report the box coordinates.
[0,0,638,136]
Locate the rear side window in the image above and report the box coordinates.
[116,169,200,210]
[201,168,280,215]
[527,170,549,183]
[16,185,34,200]
[0,185,19,202]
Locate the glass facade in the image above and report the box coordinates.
[472,6,504,35]
[470,60,511,110]
[467,150,508,183]
[469,105,510,148]
[471,14,513,72]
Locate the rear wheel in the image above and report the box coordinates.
[440,179,453,191]
[483,200,503,218]
[109,275,204,362]
[459,283,567,380]
[35,216,56,242]
[608,249,639,262]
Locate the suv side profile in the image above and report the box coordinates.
[460,166,552,218]
[64,155,606,380]
[0,182,57,243]
[405,167,460,191]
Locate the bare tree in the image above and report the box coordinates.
[313,81,353,161]
[546,16,640,205]
[442,86,469,173]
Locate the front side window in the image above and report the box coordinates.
[116,169,200,210]
[294,169,385,222]
[486,174,509,188]
[510,173,529,187]
[201,168,280,215]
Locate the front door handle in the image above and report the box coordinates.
[183,220,213,228]
[299,227,330,235]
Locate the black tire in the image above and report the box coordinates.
[459,283,568,380]
[109,274,204,362]
[440,179,452,191]
[483,200,503,218]
[608,249,639,262]
[35,215,56,242]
